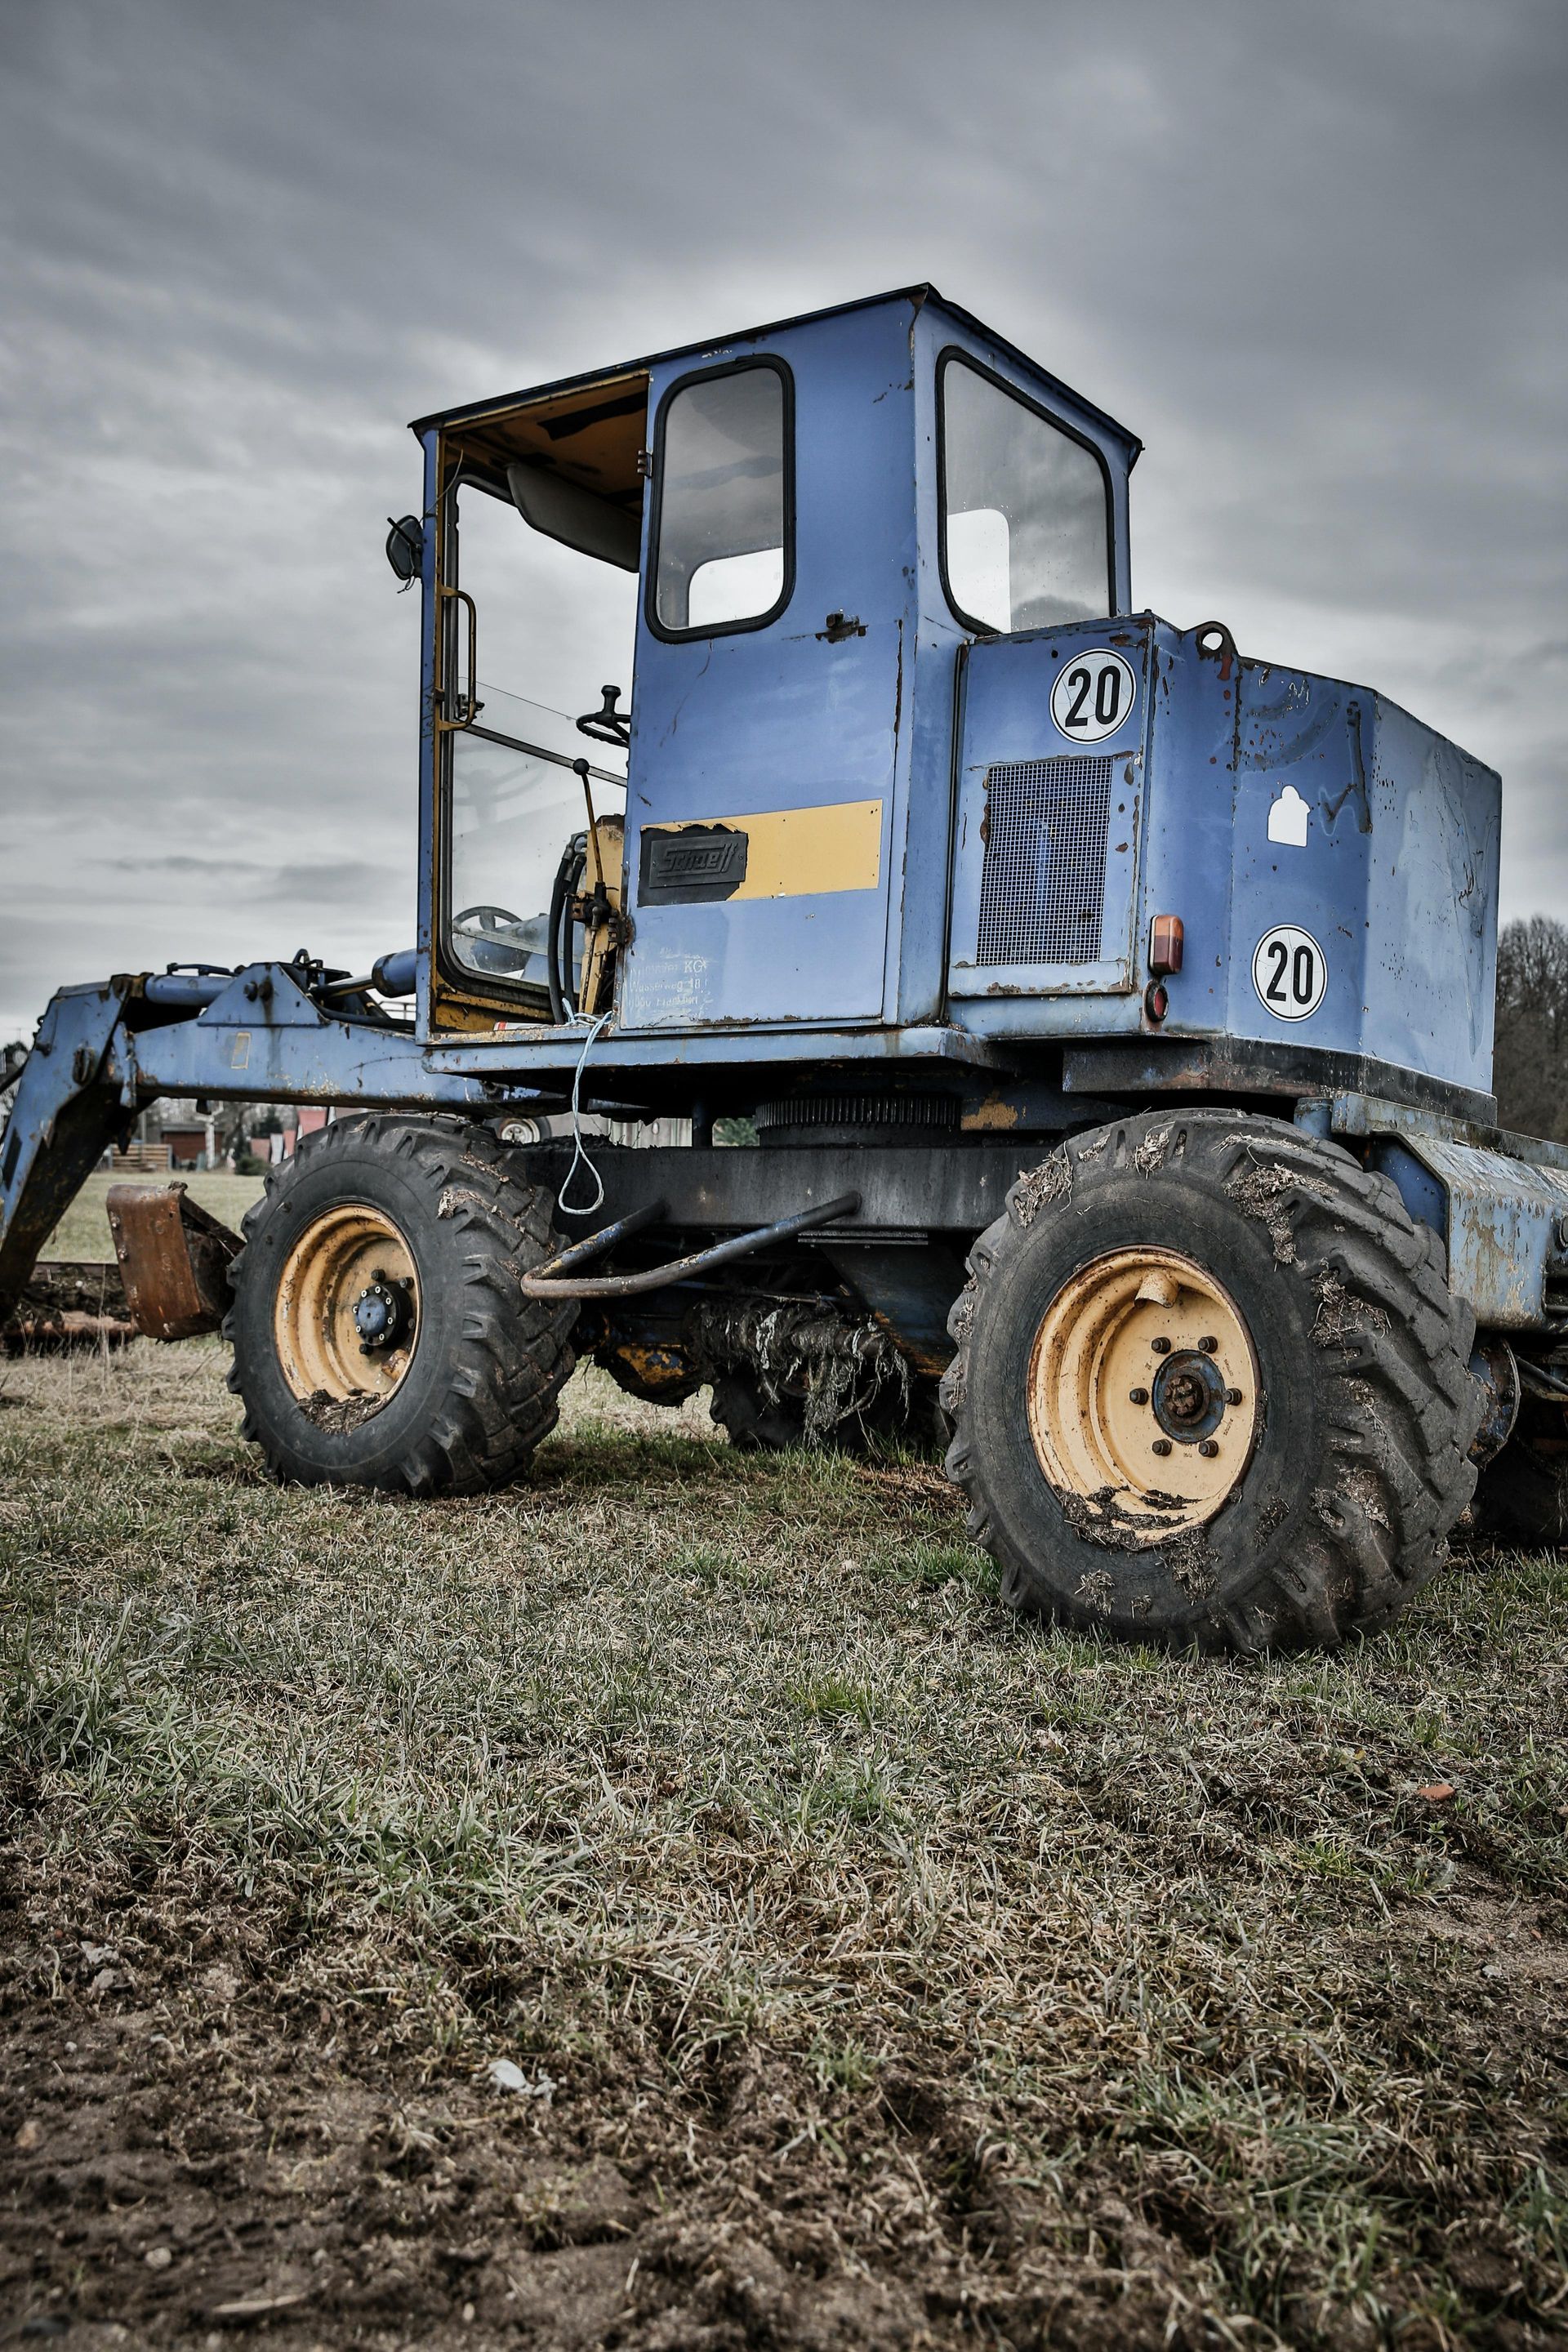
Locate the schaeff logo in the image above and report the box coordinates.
[664,842,737,877]
[639,825,750,904]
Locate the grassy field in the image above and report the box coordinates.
[38,1171,267,1263]
[0,1341,1565,2349]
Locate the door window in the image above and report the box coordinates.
[940,353,1112,634]
[653,363,791,635]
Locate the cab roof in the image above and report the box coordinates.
[408,283,1142,468]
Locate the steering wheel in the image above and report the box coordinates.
[452,904,531,976]
[576,684,631,748]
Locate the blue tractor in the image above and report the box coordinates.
[3,284,1561,1650]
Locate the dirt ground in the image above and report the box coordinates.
[2,1341,1566,2349]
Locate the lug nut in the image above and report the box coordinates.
[1129,1387,1149,1405]
[1151,1335,1171,1355]
[1225,1388,1244,1405]
[1199,1439,1219,1458]
[1198,1334,1218,1352]
[1151,1437,1172,1457]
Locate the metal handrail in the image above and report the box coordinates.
[436,584,480,730]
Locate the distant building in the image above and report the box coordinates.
[160,1123,211,1167]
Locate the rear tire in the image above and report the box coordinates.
[941,1110,1481,1653]
[708,1364,945,1455]
[225,1113,576,1493]
[709,1367,811,1453]
[1473,1403,1568,1547]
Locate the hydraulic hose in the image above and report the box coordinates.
[546,843,586,1025]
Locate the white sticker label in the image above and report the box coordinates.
[1252,924,1327,1021]
[1050,648,1137,743]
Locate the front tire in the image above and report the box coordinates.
[225,1113,576,1492]
[941,1111,1481,1652]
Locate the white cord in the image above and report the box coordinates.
[557,1009,611,1218]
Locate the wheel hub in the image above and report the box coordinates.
[1152,1348,1227,1443]
[353,1275,413,1353]
[1027,1246,1259,1542]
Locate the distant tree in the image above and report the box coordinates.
[1494,916,1568,1140]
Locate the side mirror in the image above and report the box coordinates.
[385,514,425,587]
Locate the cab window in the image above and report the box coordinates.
[939,352,1112,634]
[652,362,791,634]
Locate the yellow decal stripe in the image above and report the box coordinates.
[646,800,883,899]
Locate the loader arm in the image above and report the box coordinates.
[0,960,558,1328]
[0,982,132,1324]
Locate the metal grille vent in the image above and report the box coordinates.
[974,755,1115,968]
[755,1093,960,1137]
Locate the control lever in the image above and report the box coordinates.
[576,683,632,748]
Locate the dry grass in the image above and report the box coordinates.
[1,1339,1566,2348]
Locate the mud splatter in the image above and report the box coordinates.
[1055,1482,1187,1552]
[1161,1525,1218,1600]
[1133,1123,1175,1177]
[300,1388,386,1433]
[1011,1148,1072,1229]
[1223,1155,1335,1264]
[438,1184,495,1223]
[1313,1268,1389,1347]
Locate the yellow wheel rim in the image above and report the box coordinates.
[1027,1247,1258,1543]
[273,1203,421,1408]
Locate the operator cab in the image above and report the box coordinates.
[404,287,1137,1038]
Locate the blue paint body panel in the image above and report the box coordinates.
[941,617,1499,1094]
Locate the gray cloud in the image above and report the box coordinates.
[2,0,1564,1042]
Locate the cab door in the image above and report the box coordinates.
[617,323,911,1034]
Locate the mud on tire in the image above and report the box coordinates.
[225,1112,577,1493]
[940,1109,1482,1652]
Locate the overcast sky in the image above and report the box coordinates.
[2,0,1564,1043]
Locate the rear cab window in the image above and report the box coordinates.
[939,351,1113,635]
[650,360,792,635]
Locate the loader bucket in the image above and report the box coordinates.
[107,1183,243,1341]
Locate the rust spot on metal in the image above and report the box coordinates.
[1193,620,1236,681]
[862,1301,948,1379]
[961,1092,1020,1133]
[107,1182,241,1341]
[599,1337,697,1401]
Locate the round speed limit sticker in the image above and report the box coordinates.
[1252,924,1327,1021]
[1050,649,1136,743]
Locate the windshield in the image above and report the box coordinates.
[446,684,625,1003]
[939,354,1111,635]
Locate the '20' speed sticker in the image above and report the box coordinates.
[1050,649,1136,743]
[1252,924,1327,1021]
